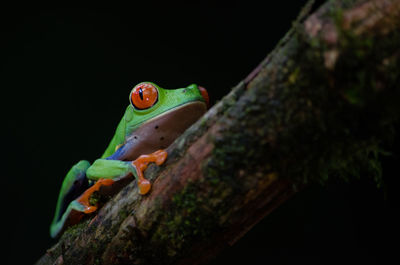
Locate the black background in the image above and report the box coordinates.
[2,3,397,265]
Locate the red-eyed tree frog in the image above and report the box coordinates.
[50,82,209,238]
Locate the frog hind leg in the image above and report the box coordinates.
[50,162,120,238]
[50,178,116,238]
[50,160,91,238]
[50,199,87,238]
[75,178,115,214]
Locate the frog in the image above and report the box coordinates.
[50,82,209,238]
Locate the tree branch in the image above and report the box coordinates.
[37,0,400,264]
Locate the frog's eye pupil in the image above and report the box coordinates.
[139,88,144,100]
[130,83,158,110]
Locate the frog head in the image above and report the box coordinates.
[102,82,209,160]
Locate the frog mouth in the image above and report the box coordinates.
[121,100,207,161]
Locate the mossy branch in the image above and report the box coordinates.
[36,0,400,264]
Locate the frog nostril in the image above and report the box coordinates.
[160,136,164,141]
[155,125,159,130]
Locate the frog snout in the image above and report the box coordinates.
[198,86,209,108]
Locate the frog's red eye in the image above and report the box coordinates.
[130,83,158,110]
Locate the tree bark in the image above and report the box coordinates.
[36,0,400,264]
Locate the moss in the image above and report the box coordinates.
[118,209,129,221]
[62,218,91,240]
[89,191,100,206]
[202,1,399,191]
[152,182,218,255]
[148,171,239,262]
[58,200,133,264]
[281,4,399,186]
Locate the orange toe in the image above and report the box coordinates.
[77,178,115,213]
[138,179,151,195]
[132,149,168,195]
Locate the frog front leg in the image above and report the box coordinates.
[78,159,137,212]
[131,149,168,194]
[90,149,167,192]
[79,149,168,209]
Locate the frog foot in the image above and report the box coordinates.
[76,178,115,213]
[132,149,168,195]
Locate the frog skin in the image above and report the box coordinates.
[50,82,209,238]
